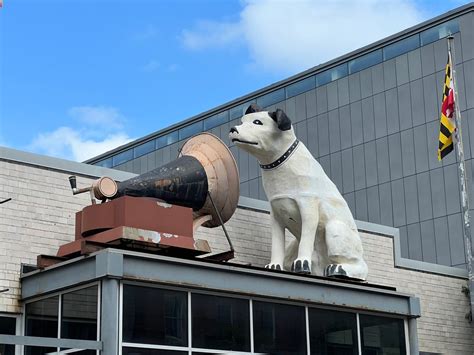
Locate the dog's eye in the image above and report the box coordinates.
[253,119,263,125]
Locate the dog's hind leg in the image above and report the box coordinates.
[324,220,368,280]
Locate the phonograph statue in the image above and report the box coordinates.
[57,133,240,261]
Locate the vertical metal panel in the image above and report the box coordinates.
[350,101,364,146]
[456,63,468,113]
[460,12,474,61]
[421,43,435,76]
[433,38,448,72]
[294,93,307,123]
[348,73,361,103]
[240,181,250,198]
[316,86,328,114]
[146,151,156,171]
[364,141,378,187]
[398,83,413,130]
[404,175,419,225]
[361,97,375,142]
[239,150,249,181]
[328,109,341,153]
[417,171,433,221]
[420,219,437,263]
[391,179,407,227]
[327,82,338,111]
[367,185,381,224]
[430,168,447,218]
[373,92,388,138]
[339,105,352,150]
[317,113,330,156]
[371,63,385,95]
[249,156,259,180]
[399,226,409,258]
[416,124,431,173]
[342,148,355,193]
[305,89,317,118]
[422,74,439,123]
[220,121,232,146]
[162,146,171,164]
[337,77,350,107]
[379,182,394,226]
[258,178,267,201]
[383,59,397,90]
[386,88,400,135]
[453,31,464,64]
[355,189,368,221]
[407,222,423,261]
[360,67,373,99]
[330,152,343,191]
[410,79,425,127]
[285,96,296,121]
[401,130,416,176]
[139,155,148,174]
[425,121,439,171]
[319,155,331,178]
[376,137,390,184]
[395,54,409,86]
[434,216,452,266]
[464,59,474,110]
[344,192,356,215]
[444,165,461,215]
[131,158,140,174]
[448,213,466,266]
[295,120,308,146]
[353,145,366,190]
[155,149,163,168]
[249,178,259,199]
[408,48,422,81]
[306,117,319,157]
[388,133,403,180]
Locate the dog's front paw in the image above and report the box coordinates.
[291,259,311,274]
[324,264,348,278]
[265,263,283,271]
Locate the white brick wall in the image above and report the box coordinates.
[1,158,473,354]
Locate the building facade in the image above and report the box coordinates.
[87,4,474,271]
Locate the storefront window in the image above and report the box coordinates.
[25,296,59,355]
[309,308,358,355]
[123,285,188,347]
[61,286,98,340]
[253,301,306,355]
[0,316,16,355]
[191,293,250,351]
[360,314,406,355]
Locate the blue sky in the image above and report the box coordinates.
[0,0,469,161]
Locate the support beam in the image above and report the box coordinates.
[101,278,120,355]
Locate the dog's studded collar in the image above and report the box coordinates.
[260,139,300,170]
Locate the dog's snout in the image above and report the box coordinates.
[230,127,239,134]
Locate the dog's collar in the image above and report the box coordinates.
[259,139,300,170]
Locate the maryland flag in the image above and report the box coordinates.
[437,54,456,160]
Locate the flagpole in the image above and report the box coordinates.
[448,35,473,322]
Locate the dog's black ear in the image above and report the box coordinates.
[245,103,262,115]
[269,109,292,131]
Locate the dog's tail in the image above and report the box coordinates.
[283,238,299,271]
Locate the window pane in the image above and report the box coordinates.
[360,314,406,355]
[192,293,250,351]
[113,149,133,166]
[230,101,255,120]
[156,131,179,149]
[348,50,383,74]
[383,35,420,60]
[420,19,460,46]
[179,121,203,140]
[309,308,358,355]
[256,88,285,108]
[134,141,155,158]
[286,76,316,98]
[95,158,113,168]
[204,111,229,130]
[0,316,16,355]
[25,296,59,355]
[61,286,98,340]
[123,285,187,346]
[253,301,306,355]
[316,64,348,87]
[123,348,186,355]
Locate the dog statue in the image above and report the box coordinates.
[229,104,368,280]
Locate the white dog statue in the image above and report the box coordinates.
[229,104,368,280]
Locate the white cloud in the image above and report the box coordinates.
[29,106,134,162]
[181,0,424,74]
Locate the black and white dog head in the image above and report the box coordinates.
[229,104,295,162]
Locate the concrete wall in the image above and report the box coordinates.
[1,150,473,353]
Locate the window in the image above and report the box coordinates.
[383,35,420,60]
[253,301,306,355]
[256,88,285,108]
[134,141,155,158]
[309,308,358,355]
[0,316,16,355]
[203,111,229,130]
[123,349,186,355]
[286,76,316,98]
[360,314,406,355]
[191,293,250,351]
[25,296,59,355]
[61,286,98,341]
[95,157,113,168]
[113,149,133,166]
[123,285,188,347]
[156,132,179,149]
[348,50,383,74]
[420,19,460,46]
[316,64,348,87]
[179,121,203,140]
[230,101,255,120]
